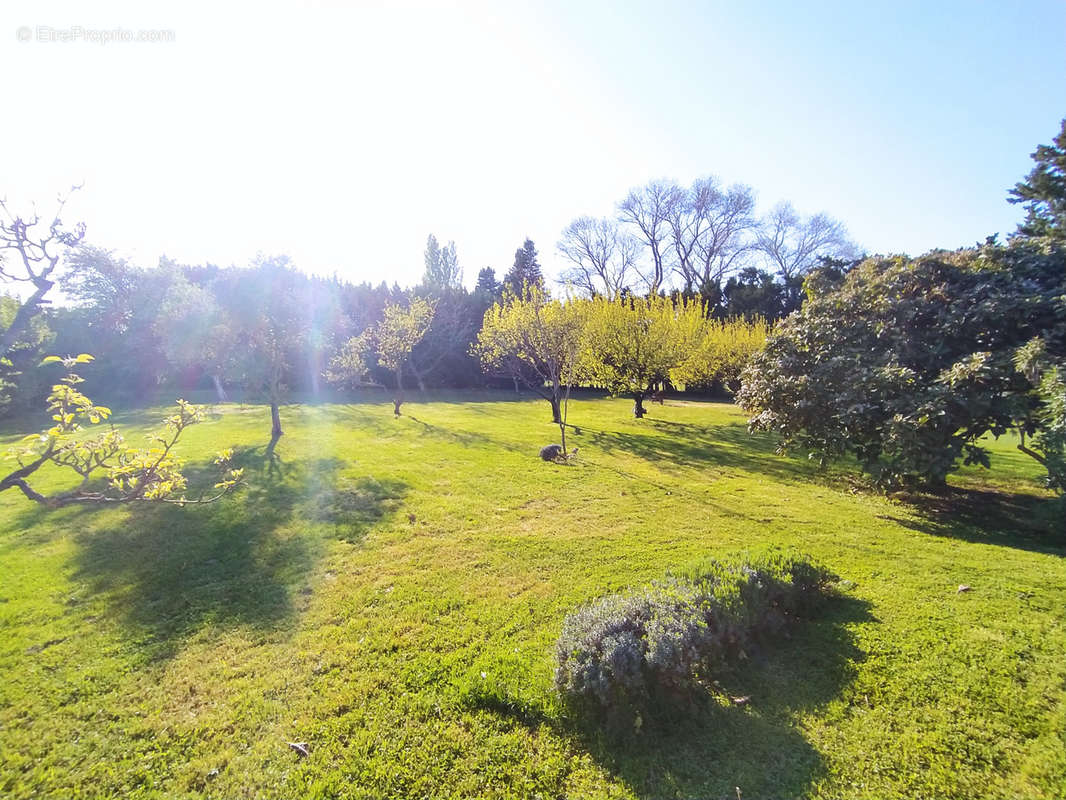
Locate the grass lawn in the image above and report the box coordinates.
[1,393,1064,799]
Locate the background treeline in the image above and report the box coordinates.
[1,244,493,414]
[2,168,856,417]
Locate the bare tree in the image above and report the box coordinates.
[664,177,758,294]
[665,184,703,290]
[557,216,640,298]
[0,187,85,356]
[618,179,679,294]
[756,202,858,282]
[690,179,758,292]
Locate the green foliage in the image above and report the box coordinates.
[227,257,310,411]
[503,238,544,297]
[474,293,769,419]
[1,355,242,506]
[1014,337,1066,492]
[376,297,435,376]
[580,295,701,400]
[154,276,237,385]
[673,315,770,391]
[57,246,176,400]
[738,245,1066,490]
[422,234,462,293]
[324,330,374,389]
[579,295,765,408]
[474,266,501,301]
[0,294,53,412]
[474,286,584,415]
[1009,117,1066,244]
[554,549,836,715]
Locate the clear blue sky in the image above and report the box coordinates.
[2,0,1063,286]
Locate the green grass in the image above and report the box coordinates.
[1,393,1063,799]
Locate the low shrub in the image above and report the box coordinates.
[553,549,837,713]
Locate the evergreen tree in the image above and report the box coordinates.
[1009,118,1066,244]
[423,234,441,283]
[422,234,462,292]
[503,238,544,296]
[474,267,500,299]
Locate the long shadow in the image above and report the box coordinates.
[590,422,1064,553]
[886,488,1064,554]
[575,420,839,488]
[315,405,526,456]
[467,594,872,799]
[279,388,551,408]
[72,446,406,660]
[405,414,523,454]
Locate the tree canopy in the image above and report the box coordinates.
[1009,118,1066,245]
[503,238,544,297]
[737,245,1065,490]
[474,286,584,423]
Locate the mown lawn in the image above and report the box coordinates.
[1,393,1063,799]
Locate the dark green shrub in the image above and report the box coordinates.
[737,245,1066,491]
[554,549,837,714]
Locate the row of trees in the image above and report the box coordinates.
[320,286,768,435]
[0,235,549,419]
[0,169,840,433]
[473,289,768,428]
[557,176,858,317]
[2,221,772,430]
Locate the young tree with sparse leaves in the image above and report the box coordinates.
[0,354,242,507]
[474,287,585,424]
[327,298,434,416]
[377,297,435,415]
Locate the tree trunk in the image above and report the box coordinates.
[413,368,427,393]
[270,402,283,439]
[394,366,404,417]
[211,374,229,403]
[633,391,647,419]
[512,376,520,393]
[550,377,563,423]
[927,474,949,493]
[0,278,52,358]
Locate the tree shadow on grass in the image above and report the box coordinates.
[884,488,1065,554]
[574,420,842,488]
[604,420,1063,553]
[465,594,872,799]
[71,445,407,660]
[405,414,524,454]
